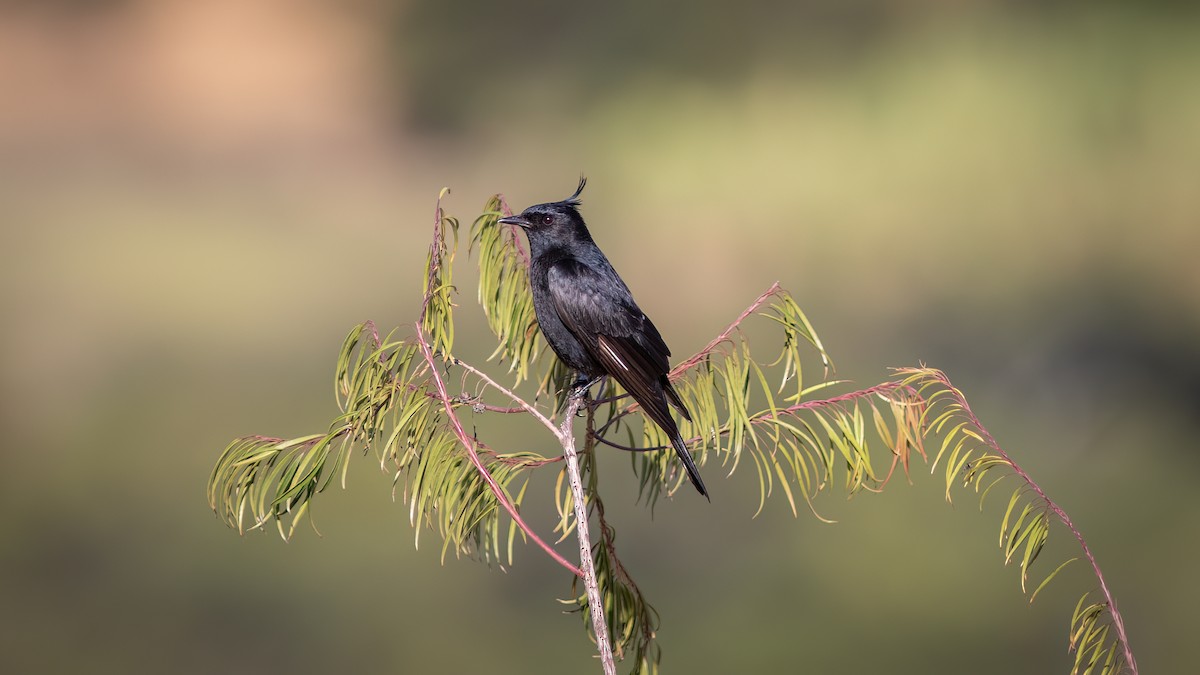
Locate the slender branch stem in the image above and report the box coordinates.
[417,195,582,579]
[362,319,389,366]
[385,377,532,415]
[591,406,627,439]
[595,281,786,438]
[927,370,1137,675]
[586,409,655,658]
[415,330,583,579]
[771,381,908,415]
[593,380,910,452]
[450,394,530,414]
[422,190,449,311]
[559,394,617,675]
[358,318,527,415]
[671,280,782,377]
[592,434,667,453]
[453,358,562,436]
[450,215,617,671]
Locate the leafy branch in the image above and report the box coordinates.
[207,190,1135,675]
[906,367,1137,674]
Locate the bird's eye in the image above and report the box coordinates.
[541,214,553,225]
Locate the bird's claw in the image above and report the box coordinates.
[569,374,604,400]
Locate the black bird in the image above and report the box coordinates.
[499,177,708,499]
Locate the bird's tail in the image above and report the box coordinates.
[619,374,708,499]
[659,379,705,497]
[670,433,709,501]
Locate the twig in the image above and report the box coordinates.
[356,316,526,416]
[591,434,667,453]
[592,380,910,452]
[415,329,582,579]
[418,193,582,579]
[422,190,450,310]
[586,408,656,660]
[453,205,616,671]
[925,369,1138,675]
[455,314,616,672]
[560,394,617,675]
[595,281,785,438]
[453,358,561,436]
[363,319,388,365]
[671,280,782,376]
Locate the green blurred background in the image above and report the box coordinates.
[2,1,1196,673]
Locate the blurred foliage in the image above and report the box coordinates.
[391,0,1199,132]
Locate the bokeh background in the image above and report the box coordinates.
[2,1,1196,673]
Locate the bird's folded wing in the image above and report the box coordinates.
[547,260,674,407]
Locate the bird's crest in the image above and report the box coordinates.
[560,175,587,208]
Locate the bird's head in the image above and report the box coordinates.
[498,176,592,248]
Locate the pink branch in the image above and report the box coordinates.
[415,327,582,578]
[593,380,909,452]
[595,282,785,438]
[419,193,582,579]
[453,358,561,436]
[423,192,448,310]
[926,370,1137,675]
[771,381,908,416]
[363,319,388,365]
[671,281,782,377]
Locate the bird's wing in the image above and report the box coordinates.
[547,258,705,496]
[547,258,675,395]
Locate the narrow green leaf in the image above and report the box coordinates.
[1029,557,1077,604]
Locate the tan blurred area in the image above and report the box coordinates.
[1,2,1196,674]
[0,0,388,160]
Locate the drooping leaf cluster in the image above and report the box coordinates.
[209,198,538,566]
[470,195,545,384]
[207,192,1134,675]
[209,320,537,564]
[900,367,1131,675]
[421,188,458,359]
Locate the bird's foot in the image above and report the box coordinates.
[568,374,605,403]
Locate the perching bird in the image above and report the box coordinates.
[498,177,708,498]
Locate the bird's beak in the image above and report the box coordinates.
[497,215,530,228]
